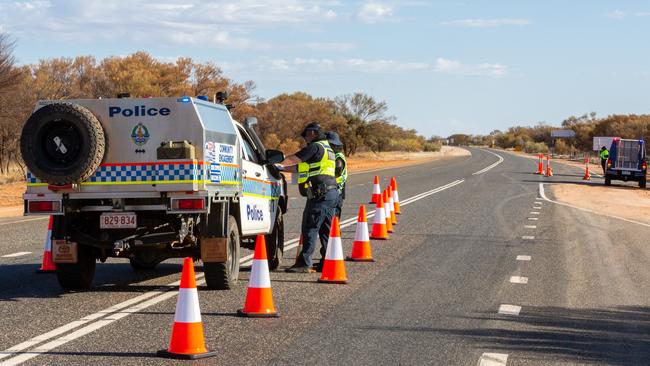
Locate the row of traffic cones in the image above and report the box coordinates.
[536,154,591,180]
[535,155,554,177]
[30,175,404,358]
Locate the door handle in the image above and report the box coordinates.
[255,172,262,177]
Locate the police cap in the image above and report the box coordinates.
[325,131,343,147]
[301,122,322,137]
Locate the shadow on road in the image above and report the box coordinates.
[0,262,184,301]
[359,305,650,365]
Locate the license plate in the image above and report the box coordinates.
[100,212,137,229]
[622,170,631,175]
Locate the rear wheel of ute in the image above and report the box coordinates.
[204,215,240,290]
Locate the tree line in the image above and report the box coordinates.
[0,35,440,174]
[447,113,649,155]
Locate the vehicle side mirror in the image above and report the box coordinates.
[265,149,284,165]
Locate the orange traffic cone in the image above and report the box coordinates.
[238,235,279,317]
[346,205,374,262]
[370,176,381,204]
[583,158,591,180]
[390,177,401,214]
[318,216,347,284]
[387,186,397,225]
[36,216,56,273]
[383,190,393,233]
[545,155,553,177]
[158,257,216,360]
[370,194,388,240]
[536,154,544,174]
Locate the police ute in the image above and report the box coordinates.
[20,94,288,290]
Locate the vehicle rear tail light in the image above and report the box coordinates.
[28,200,61,213]
[642,161,647,170]
[175,198,205,210]
[607,159,611,168]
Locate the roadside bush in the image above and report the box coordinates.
[423,140,442,152]
[523,141,549,154]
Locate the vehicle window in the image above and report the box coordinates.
[195,101,236,135]
[239,129,260,164]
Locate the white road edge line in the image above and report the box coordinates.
[539,183,650,228]
[510,276,528,284]
[1,252,32,258]
[472,150,504,175]
[0,217,49,226]
[1,179,467,365]
[498,304,522,315]
[478,352,508,366]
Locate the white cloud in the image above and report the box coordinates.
[254,57,507,77]
[0,0,341,48]
[608,10,626,19]
[345,58,430,72]
[434,58,508,77]
[442,18,532,27]
[358,2,395,24]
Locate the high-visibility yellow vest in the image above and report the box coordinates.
[335,151,348,188]
[600,149,609,160]
[297,140,336,196]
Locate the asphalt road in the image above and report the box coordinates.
[0,148,648,366]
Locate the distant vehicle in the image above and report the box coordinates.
[20,95,288,290]
[604,138,647,188]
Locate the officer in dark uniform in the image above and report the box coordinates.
[325,131,347,219]
[276,123,338,273]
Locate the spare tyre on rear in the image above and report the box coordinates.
[20,103,106,186]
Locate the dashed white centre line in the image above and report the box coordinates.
[478,352,508,366]
[510,276,529,284]
[524,225,537,229]
[534,201,542,205]
[1,252,32,258]
[529,212,540,215]
[498,304,522,315]
[533,206,542,210]
[516,255,531,261]
[528,217,538,221]
[522,236,535,240]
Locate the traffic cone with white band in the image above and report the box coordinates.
[36,216,56,273]
[390,177,401,214]
[583,157,591,180]
[387,186,397,225]
[158,258,216,360]
[536,154,544,174]
[318,216,348,284]
[370,194,388,240]
[370,176,381,204]
[383,190,393,233]
[346,205,374,262]
[545,155,553,177]
[238,235,279,317]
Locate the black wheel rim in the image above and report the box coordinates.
[39,119,82,167]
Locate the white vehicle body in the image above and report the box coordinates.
[21,96,287,290]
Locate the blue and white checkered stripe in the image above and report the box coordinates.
[92,165,157,183]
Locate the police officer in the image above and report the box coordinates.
[600,146,609,174]
[325,131,347,219]
[276,123,338,273]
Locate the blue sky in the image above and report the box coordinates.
[1,0,649,137]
